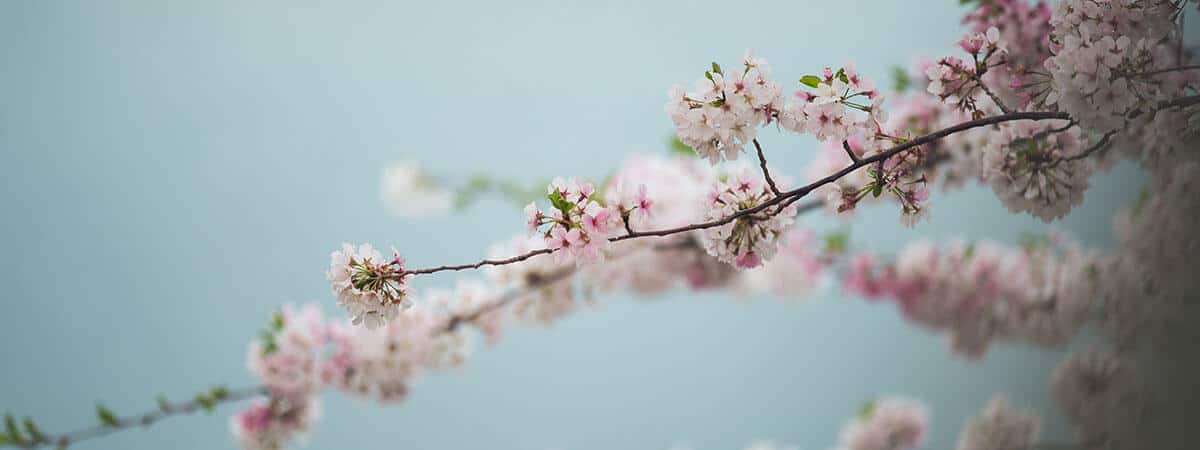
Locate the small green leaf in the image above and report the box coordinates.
[270,310,284,331]
[824,230,850,254]
[799,75,821,88]
[710,61,723,75]
[4,414,22,444]
[871,183,883,198]
[891,65,911,92]
[964,242,976,258]
[547,190,575,213]
[668,135,695,156]
[857,400,877,420]
[194,394,216,414]
[835,67,849,84]
[210,385,229,401]
[704,71,713,81]
[22,418,44,443]
[157,395,172,413]
[96,404,119,427]
[0,433,11,445]
[1132,188,1150,215]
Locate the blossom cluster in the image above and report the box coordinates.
[779,64,885,149]
[960,0,1054,110]
[698,168,798,268]
[954,396,1040,450]
[844,235,1097,358]
[834,397,929,450]
[327,243,411,329]
[805,137,932,226]
[981,120,1090,222]
[926,26,1007,117]
[666,51,783,164]
[379,161,453,218]
[1039,0,1193,135]
[1051,350,1145,449]
[522,177,650,265]
[1098,161,1200,351]
[234,294,479,449]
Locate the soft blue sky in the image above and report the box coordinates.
[0,1,1149,450]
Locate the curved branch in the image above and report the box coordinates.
[752,139,783,196]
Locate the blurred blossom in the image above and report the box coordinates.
[380,161,453,218]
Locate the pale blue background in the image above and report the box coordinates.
[0,1,1158,450]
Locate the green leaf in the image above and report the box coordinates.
[823,230,850,254]
[0,433,11,446]
[22,418,44,443]
[964,242,976,258]
[668,135,694,156]
[711,61,723,75]
[210,385,229,401]
[96,404,119,427]
[194,394,215,413]
[704,71,713,81]
[547,190,575,213]
[871,183,883,198]
[857,400,877,420]
[835,67,849,84]
[891,65,911,92]
[799,75,821,88]
[4,414,21,444]
[1019,232,1047,249]
[270,310,284,331]
[157,395,172,413]
[1132,188,1150,215]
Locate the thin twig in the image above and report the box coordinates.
[1136,64,1200,77]
[1061,130,1118,164]
[842,140,862,164]
[753,139,783,196]
[14,386,267,449]
[975,74,1014,114]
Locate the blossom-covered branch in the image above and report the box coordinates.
[4,386,265,449]
[398,111,1070,277]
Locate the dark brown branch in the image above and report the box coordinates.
[842,140,862,164]
[752,139,783,196]
[402,248,555,276]
[1136,64,1200,77]
[1061,130,1118,164]
[1158,94,1200,110]
[973,73,1014,114]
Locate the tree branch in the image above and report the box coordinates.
[398,110,1071,278]
[974,73,1014,114]
[753,139,783,196]
[1136,64,1200,77]
[12,386,267,449]
[842,140,862,164]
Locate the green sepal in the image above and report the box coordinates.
[95,404,119,427]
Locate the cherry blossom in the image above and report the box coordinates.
[666,50,784,164]
[980,120,1090,222]
[327,243,411,329]
[836,397,929,450]
[698,168,797,268]
[379,161,453,218]
[955,396,1040,450]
